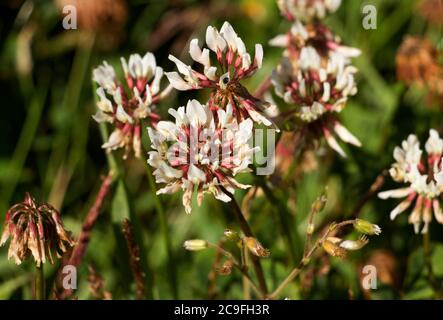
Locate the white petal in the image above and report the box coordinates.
[206,26,226,53]
[333,122,362,147]
[151,67,164,95]
[116,105,133,123]
[378,188,412,199]
[188,164,206,184]
[220,21,238,50]
[102,129,124,150]
[165,72,193,90]
[390,197,414,220]
[254,44,263,69]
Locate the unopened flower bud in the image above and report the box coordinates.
[183,239,208,251]
[243,237,270,258]
[224,229,240,242]
[312,193,327,212]
[353,219,382,235]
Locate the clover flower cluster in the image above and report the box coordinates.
[148,100,257,214]
[379,129,443,234]
[165,21,275,128]
[271,1,362,157]
[147,22,280,213]
[92,52,170,159]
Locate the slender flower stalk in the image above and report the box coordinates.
[35,264,44,300]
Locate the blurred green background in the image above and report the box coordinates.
[1,0,443,300]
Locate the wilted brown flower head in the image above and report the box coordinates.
[0,193,75,267]
[418,0,443,25]
[396,36,443,90]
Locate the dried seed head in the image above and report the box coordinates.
[0,193,75,267]
[322,238,347,259]
[243,237,270,258]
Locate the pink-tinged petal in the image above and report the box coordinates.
[323,127,346,158]
[390,192,416,220]
[182,184,194,214]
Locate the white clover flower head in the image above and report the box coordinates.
[147,99,258,214]
[277,0,342,22]
[272,55,360,157]
[165,21,275,128]
[378,129,443,234]
[92,52,170,159]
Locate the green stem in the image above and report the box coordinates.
[423,232,440,297]
[35,265,44,300]
[143,155,177,299]
[222,189,268,295]
[258,180,299,264]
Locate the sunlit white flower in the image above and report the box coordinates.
[165,21,275,128]
[277,0,342,22]
[378,129,443,234]
[147,99,258,214]
[92,52,171,159]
